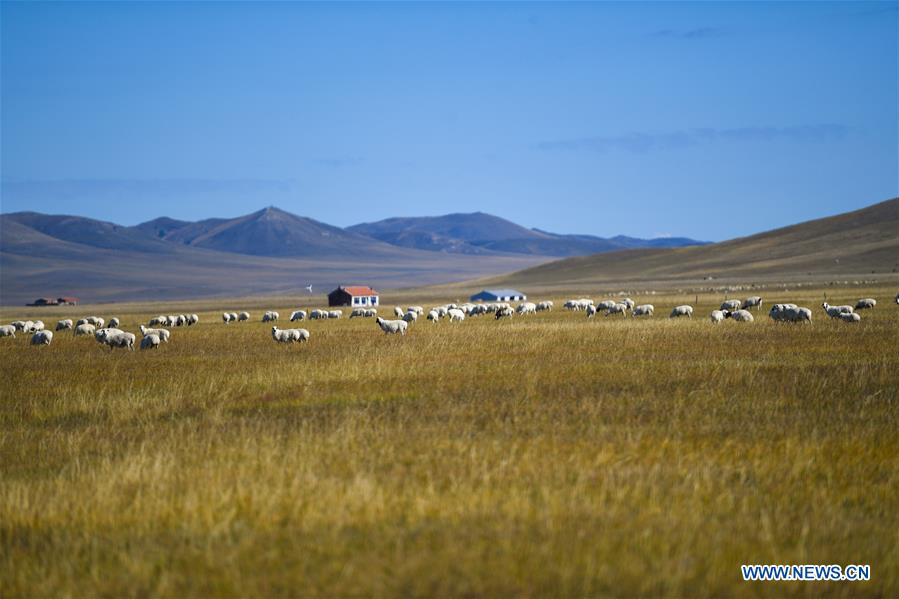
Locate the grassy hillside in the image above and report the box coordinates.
[488,198,899,288]
[1,284,897,596]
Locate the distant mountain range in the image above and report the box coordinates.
[3,204,701,304]
[347,212,707,257]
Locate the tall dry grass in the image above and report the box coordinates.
[1,285,897,597]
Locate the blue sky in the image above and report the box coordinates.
[1,1,896,241]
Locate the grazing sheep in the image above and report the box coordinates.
[271,326,310,344]
[710,310,726,324]
[516,302,537,315]
[328,310,342,319]
[769,304,812,323]
[408,306,424,315]
[596,300,617,312]
[855,298,876,310]
[31,330,53,346]
[621,298,635,311]
[495,306,514,320]
[394,306,405,318]
[310,309,327,320]
[238,312,250,322]
[720,299,742,312]
[427,310,440,323]
[139,325,171,343]
[95,328,135,351]
[187,314,199,326]
[742,296,763,311]
[586,304,597,318]
[536,301,553,312]
[726,309,754,322]
[262,311,280,322]
[11,321,27,331]
[402,311,418,323]
[670,305,693,318]
[0,325,16,338]
[822,302,853,318]
[108,317,120,328]
[364,309,377,317]
[222,312,234,324]
[605,303,628,317]
[448,308,466,322]
[56,319,73,331]
[31,321,45,331]
[140,334,161,350]
[376,316,408,335]
[150,315,167,326]
[74,323,96,337]
[350,308,366,318]
[632,304,654,317]
[839,312,861,323]
[21,321,35,333]
[290,310,307,321]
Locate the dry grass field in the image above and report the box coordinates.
[1,284,897,597]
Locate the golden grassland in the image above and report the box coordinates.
[1,285,897,597]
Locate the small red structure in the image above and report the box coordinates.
[328,285,379,307]
[57,297,79,305]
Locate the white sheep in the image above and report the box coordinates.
[596,300,617,312]
[271,326,310,343]
[632,304,654,317]
[56,319,73,331]
[586,304,597,318]
[621,298,635,311]
[31,330,53,346]
[108,317,120,328]
[262,311,280,322]
[402,311,418,323]
[310,309,327,320]
[290,309,307,321]
[74,323,96,337]
[448,308,465,322]
[720,299,742,312]
[726,309,754,322]
[328,310,342,319]
[140,334,161,350]
[394,306,405,318]
[150,315,168,326]
[605,303,628,317]
[11,320,27,331]
[21,320,35,333]
[0,325,16,338]
[854,298,876,310]
[495,306,514,320]
[31,321,45,331]
[822,302,853,318]
[238,312,250,322]
[139,325,170,343]
[187,314,199,326]
[376,316,408,335]
[742,296,763,311]
[95,328,135,351]
[839,312,861,323]
[769,304,812,323]
[222,312,234,324]
[516,302,537,315]
[350,308,366,318]
[536,301,554,312]
[709,310,725,324]
[408,306,424,315]
[427,310,440,323]
[364,309,377,317]
[670,305,693,318]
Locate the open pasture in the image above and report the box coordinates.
[1,285,897,597]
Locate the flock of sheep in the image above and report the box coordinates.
[1,293,894,348]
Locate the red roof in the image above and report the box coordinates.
[339,286,378,296]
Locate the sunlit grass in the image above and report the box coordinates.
[1,285,897,597]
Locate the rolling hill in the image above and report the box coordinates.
[347,213,707,257]
[485,197,899,289]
